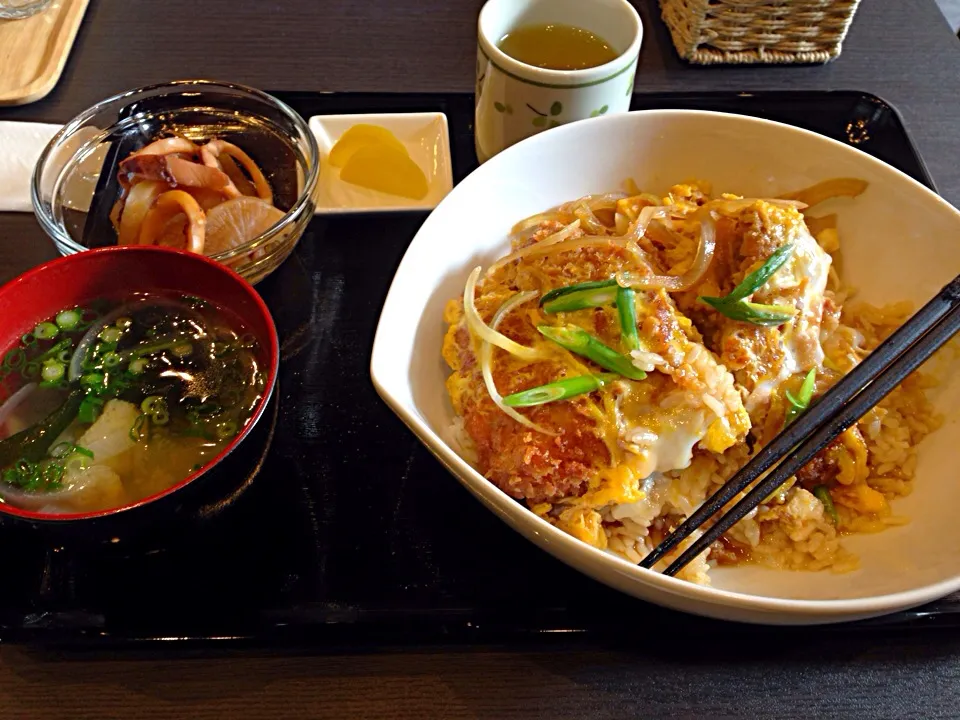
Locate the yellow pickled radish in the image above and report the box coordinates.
[340,143,429,200]
[328,124,408,168]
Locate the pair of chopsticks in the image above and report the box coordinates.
[641,273,960,577]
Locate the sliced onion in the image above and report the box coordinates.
[561,192,626,215]
[509,193,627,237]
[463,267,546,361]
[616,205,672,244]
[613,207,667,268]
[0,382,37,432]
[586,192,628,209]
[708,197,807,214]
[510,211,567,236]
[487,220,581,275]
[573,203,608,235]
[805,213,837,236]
[480,291,555,436]
[778,178,867,208]
[637,192,663,207]
[498,233,646,271]
[616,210,717,292]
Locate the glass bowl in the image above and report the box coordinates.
[31,80,319,285]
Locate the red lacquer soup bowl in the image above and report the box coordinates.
[0,246,279,539]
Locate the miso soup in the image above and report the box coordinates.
[0,294,266,514]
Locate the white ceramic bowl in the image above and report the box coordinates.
[370,109,960,625]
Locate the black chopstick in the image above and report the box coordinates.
[640,273,960,575]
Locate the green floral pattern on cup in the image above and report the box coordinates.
[474,40,641,161]
[529,100,563,128]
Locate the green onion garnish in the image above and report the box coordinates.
[141,395,164,415]
[50,442,94,460]
[34,322,59,340]
[40,360,65,383]
[0,390,84,467]
[78,396,104,424]
[540,279,618,307]
[98,326,123,344]
[73,445,94,459]
[813,485,839,524]
[537,324,646,380]
[3,348,25,370]
[699,243,797,326]
[171,342,193,358]
[724,244,796,303]
[783,368,817,427]
[75,314,98,332]
[129,414,147,442]
[81,372,105,389]
[140,396,170,426]
[541,279,619,313]
[55,309,82,330]
[128,358,148,375]
[50,442,73,458]
[115,317,133,329]
[503,373,619,407]
[113,333,195,364]
[1,457,65,491]
[63,452,91,474]
[699,297,797,326]
[215,419,238,440]
[34,338,72,364]
[616,287,640,352]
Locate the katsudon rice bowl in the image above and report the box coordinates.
[442,178,940,585]
[371,110,960,623]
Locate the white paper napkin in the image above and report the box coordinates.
[0,121,61,212]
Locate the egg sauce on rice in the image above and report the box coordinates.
[442,180,942,584]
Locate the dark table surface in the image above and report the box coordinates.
[2,0,960,718]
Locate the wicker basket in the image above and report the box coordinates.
[659,0,861,65]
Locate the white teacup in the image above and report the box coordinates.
[475,0,643,162]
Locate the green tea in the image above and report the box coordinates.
[498,23,618,71]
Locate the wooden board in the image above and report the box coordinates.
[0,0,89,106]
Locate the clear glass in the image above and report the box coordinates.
[32,80,320,285]
[0,0,52,20]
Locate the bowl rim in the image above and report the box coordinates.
[0,244,280,522]
[30,78,320,269]
[370,107,960,621]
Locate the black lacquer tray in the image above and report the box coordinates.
[1,91,955,650]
